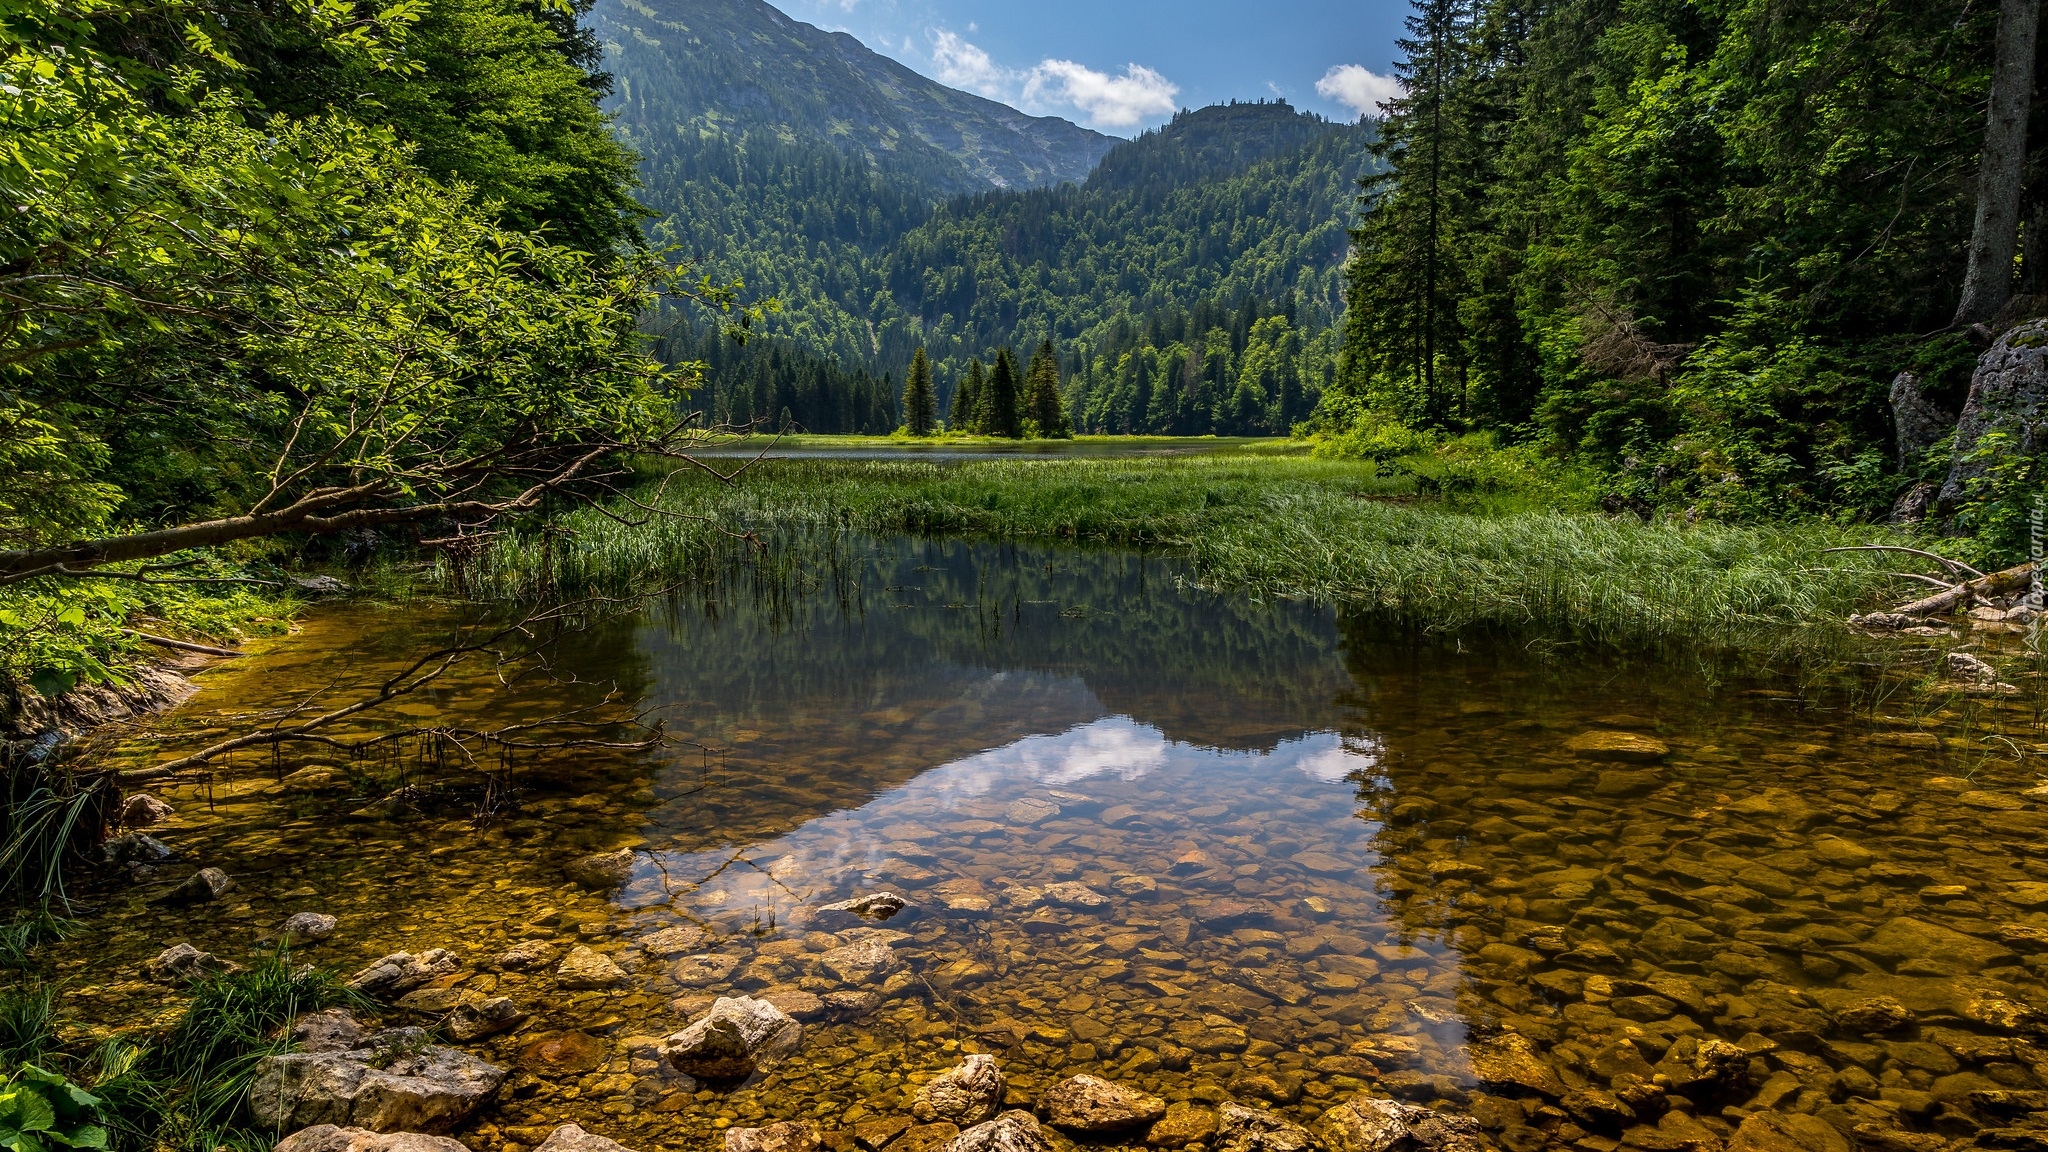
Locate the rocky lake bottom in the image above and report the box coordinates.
[57,537,2048,1152]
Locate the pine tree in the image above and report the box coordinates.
[987,348,1024,438]
[954,359,986,433]
[902,346,938,435]
[1024,339,1071,437]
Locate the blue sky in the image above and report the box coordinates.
[769,0,1410,136]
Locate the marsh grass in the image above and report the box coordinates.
[465,455,1906,657]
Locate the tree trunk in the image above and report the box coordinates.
[1955,0,2042,326]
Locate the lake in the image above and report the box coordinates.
[72,535,2048,1152]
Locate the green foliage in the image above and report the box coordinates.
[0,986,56,1068]
[901,348,938,437]
[480,456,1904,655]
[0,1064,108,1152]
[1023,341,1069,438]
[1325,0,2034,557]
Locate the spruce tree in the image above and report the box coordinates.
[954,359,986,433]
[902,347,938,436]
[1025,339,1071,437]
[987,348,1024,438]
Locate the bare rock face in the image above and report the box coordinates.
[724,1121,821,1152]
[912,1054,1005,1127]
[248,1028,506,1134]
[945,1112,1054,1152]
[1939,319,2048,512]
[346,949,460,999]
[536,1123,643,1152]
[272,1126,469,1152]
[659,996,802,1080]
[144,943,238,983]
[1214,1104,1313,1152]
[1038,1075,1167,1133]
[1312,1094,1489,1152]
[1890,371,1954,469]
[563,848,635,890]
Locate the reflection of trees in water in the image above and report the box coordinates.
[643,532,1354,753]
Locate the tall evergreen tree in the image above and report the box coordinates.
[987,348,1024,438]
[1025,339,1071,437]
[901,347,938,435]
[954,359,986,432]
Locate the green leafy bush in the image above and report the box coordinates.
[0,1065,108,1152]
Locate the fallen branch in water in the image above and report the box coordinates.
[119,629,242,658]
[1822,545,1986,580]
[1892,560,2038,616]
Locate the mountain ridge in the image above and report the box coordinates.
[597,0,1117,195]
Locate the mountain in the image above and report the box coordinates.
[595,0,1115,195]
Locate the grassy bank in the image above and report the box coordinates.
[466,454,1905,655]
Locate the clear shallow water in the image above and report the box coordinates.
[69,538,2048,1152]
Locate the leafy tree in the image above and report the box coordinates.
[902,347,939,436]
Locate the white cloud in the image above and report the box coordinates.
[930,30,1012,99]
[1024,59,1179,129]
[1315,64,1401,118]
[921,29,1178,131]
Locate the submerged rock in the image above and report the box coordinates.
[103,832,172,865]
[446,996,525,1041]
[912,1053,1005,1127]
[1728,1112,1850,1152]
[536,1124,642,1152]
[117,793,175,829]
[1564,730,1670,762]
[658,995,802,1080]
[1040,1075,1166,1133]
[272,1126,468,1152]
[1144,1103,1218,1149]
[818,892,910,922]
[818,938,898,985]
[495,939,559,971]
[725,1121,820,1152]
[165,866,233,903]
[248,1028,505,1134]
[945,1112,1053,1152]
[1214,1103,1313,1152]
[144,943,238,984]
[563,848,635,890]
[1835,996,1913,1035]
[1466,1032,1566,1098]
[638,924,711,957]
[673,952,741,987]
[555,946,626,990]
[1312,1094,1488,1152]
[346,949,459,999]
[283,913,338,944]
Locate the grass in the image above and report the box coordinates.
[464,454,1908,656]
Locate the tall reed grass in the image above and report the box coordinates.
[462,456,1905,655]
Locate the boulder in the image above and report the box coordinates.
[272,1126,468,1152]
[292,1010,363,1053]
[144,943,238,984]
[1039,1075,1165,1133]
[166,866,233,903]
[912,1054,1005,1126]
[1214,1104,1314,1152]
[563,848,635,890]
[658,996,802,1080]
[248,1028,506,1134]
[1939,318,2048,513]
[446,996,525,1042]
[1312,1094,1488,1152]
[536,1124,642,1152]
[945,1112,1053,1152]
[346,949,460,999]
[117,793,175,829]
[817,892,910,923]
[818,938,899,985]
[724,1121,821,1152]
[555,946,626,990]
[284,913,338,944]
[1890,371,1953,469]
